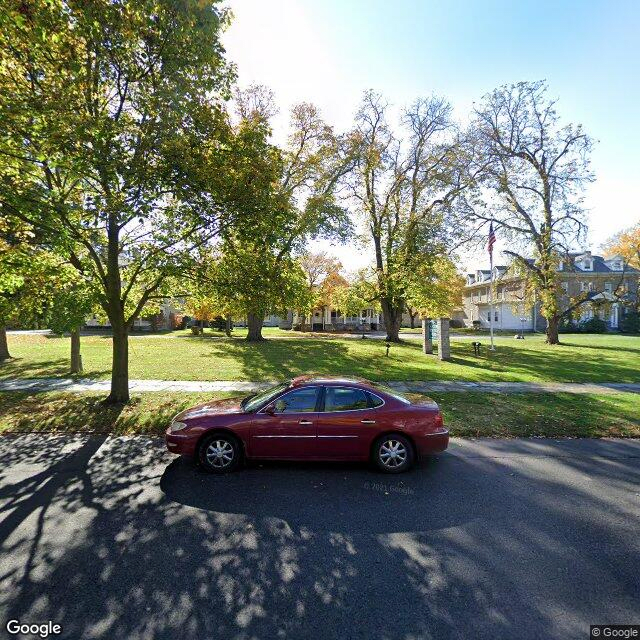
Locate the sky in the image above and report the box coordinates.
[223,0,640,274]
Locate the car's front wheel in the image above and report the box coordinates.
[198,433,242,474]
[373,434,414,473]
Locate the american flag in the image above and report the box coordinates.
[488,222,496,255]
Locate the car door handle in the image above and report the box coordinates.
[361,419,376,424]
[299,420,313,425]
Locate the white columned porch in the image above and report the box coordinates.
[610,304,619,328]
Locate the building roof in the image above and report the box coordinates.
[465,252,638,288]
[567,254,639,274]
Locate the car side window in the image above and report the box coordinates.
[324,387,369,412]
[366,392,384,408]
[273,387,319,413]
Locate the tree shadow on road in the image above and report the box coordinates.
[1,436,639,639]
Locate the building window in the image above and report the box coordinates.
[583,259,593,271]
[579,282,586,292]
[487,312,491,321]
[588,282,594,291]
[604,282,612,293]
[495,311,499,322]
[613,261,622,271]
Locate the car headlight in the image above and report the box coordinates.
[170,421,187,432]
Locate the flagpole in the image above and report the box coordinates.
[489,247,495,351]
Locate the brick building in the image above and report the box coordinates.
[461,251,639,331]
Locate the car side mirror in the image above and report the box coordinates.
[264,404,276,416]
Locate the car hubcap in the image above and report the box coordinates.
[206,440,235,468]
[379,439,407,468]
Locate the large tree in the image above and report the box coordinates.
[404,255,464,320]
[193,244,313,341]
[330,274,380,323]
[604,222,640,312]
[298,251,342,329]
[221,89,355,340]
[604,222,640,270]
[47,266,98,374]
[345,91,474,341]
[0,0,254,401]
[0,216,61,360]
[472,80,594,344]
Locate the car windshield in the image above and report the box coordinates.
[241,382,290,412]
[371,382,412,405]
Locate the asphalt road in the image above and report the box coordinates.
[1,435,639,640]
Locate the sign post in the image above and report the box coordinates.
[422,317,433,354]
[438,317,451,361]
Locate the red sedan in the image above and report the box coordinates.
[165,376,448,474]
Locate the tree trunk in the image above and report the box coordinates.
[225,315,232,337]
[381,299,401,342]
[106,323,130,403]
[70,327,83,373]
[246,312,265,341]
[410,314,416,329]
[0,324,10,361]
[546,316,560,345]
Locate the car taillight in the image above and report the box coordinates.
[434,413,444,428]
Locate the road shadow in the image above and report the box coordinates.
[161,455,490,534]
[1,437,639,639]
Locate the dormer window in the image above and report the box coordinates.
[582,259,593,271]
[613,261,622,271]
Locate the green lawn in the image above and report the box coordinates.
[0,391,224,435]
[2,330,640,383]
[1,390,637,438]
[430,392,640,438]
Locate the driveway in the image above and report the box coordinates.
[0,436,638,639]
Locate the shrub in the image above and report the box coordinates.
[558,317,578,333]
[620,310,640,333]
[577,316,608,333]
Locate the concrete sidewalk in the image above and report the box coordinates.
[0,377,638,394]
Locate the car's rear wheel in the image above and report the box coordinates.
[198,433,242,474]
[373,434,414,473]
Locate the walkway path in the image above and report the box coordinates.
[0,377,638,394]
